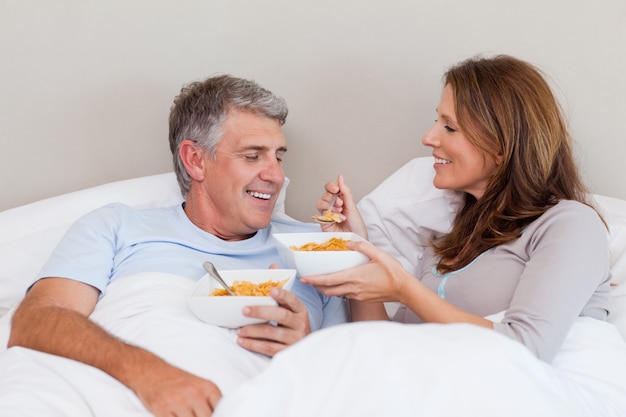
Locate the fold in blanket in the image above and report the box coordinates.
[214,320,626,417]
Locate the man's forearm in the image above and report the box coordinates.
[9,303,166,389]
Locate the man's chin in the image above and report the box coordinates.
[248,214,273,230]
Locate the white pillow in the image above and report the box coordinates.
[358,157,626,340]
[357,157,461,276]
[592,194,626,338]
[592,194,626,288]
[0,173,289,317]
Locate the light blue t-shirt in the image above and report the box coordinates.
[37,203,348,330]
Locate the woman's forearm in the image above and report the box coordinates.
[349,299,389,321]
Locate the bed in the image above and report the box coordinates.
[1,158,625,416]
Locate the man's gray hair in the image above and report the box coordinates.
[168,74,288,196]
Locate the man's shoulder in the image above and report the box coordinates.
[90,202,180,216]
[74,202,181,229]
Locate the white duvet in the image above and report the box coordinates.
[1,273,626,416]
[0,273,270,416]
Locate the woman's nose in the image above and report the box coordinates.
[421,125,438,147]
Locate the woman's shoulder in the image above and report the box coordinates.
[532,199,605,236]
[546,199,600,219]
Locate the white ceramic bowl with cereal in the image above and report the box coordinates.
[188,268,296,328]
[272,232,370,276]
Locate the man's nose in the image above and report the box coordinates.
[260,157,284,182]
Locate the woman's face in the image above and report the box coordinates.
[421,84,500,199]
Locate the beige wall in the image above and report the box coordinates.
[1,0,625,222]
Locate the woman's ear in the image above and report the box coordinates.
[179,139,206,181]
[495,151,504,166]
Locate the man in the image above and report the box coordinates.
[8,75,347,416]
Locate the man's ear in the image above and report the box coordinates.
[179,139,206,181]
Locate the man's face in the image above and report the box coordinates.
[199,110,287,240]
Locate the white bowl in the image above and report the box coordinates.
[272,232,369,276]
[188,268,296,328]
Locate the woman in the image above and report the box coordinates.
[303,54,611,362]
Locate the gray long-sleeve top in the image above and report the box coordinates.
[395,200,611,362]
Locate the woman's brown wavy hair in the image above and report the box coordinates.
[433,55,598,273]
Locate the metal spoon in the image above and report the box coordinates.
[311,194,342,223]
[203,261,236,296]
